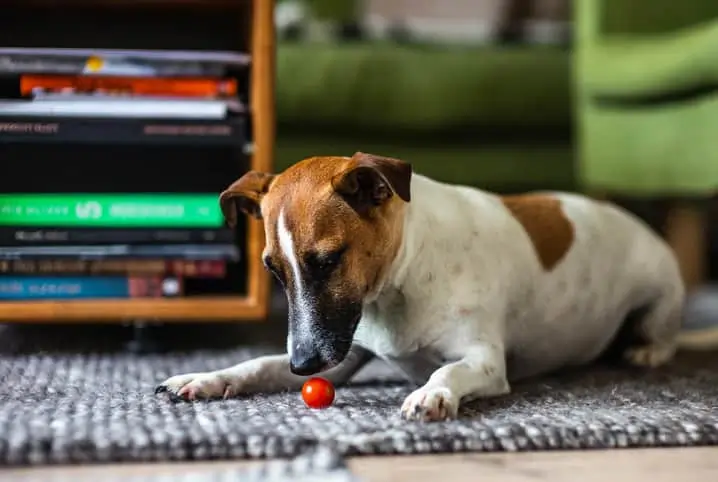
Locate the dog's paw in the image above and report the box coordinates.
[623,344,675,368]
[155,372,242,402]
[400,386,458,422]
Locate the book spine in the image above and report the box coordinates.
[0,259,165,275]
[0,54,238,77]
[0,259,227,278]
[20,75,239,98]
[0,47,250,65]
[0,228,234,246]
[0,116,246,146]
[0,244,241,261]
[0,275,183,300]
[0,99,229,119]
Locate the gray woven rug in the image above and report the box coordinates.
[1,323,717,477]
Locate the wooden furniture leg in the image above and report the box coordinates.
[664,202,707,292]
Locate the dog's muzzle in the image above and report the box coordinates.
[289,347,327,376]
[287,307,362,376]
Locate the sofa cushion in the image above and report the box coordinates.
[581,20,718,102]
[599,0,718,35]
[275,133,575,191]
[277,42,570,135]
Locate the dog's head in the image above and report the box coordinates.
[220,152,412,375]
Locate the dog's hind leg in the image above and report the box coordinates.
[623,280,685,368]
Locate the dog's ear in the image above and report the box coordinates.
[331,152,412,213]
[219,171,275,226]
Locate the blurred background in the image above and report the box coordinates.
[274,0,572,191]
[269,0,718,344]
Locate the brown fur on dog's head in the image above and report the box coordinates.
[220,152,412,374]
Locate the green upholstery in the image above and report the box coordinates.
[303,0,359,22]
[575,0,718,196]
[276,42,573,190]
[584,22,718,100]
[277,43,570,134]
[276,133,574,190]
[599,0,718,35]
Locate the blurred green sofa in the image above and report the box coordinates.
[274,42,573,191]
[574,0,718,291]
[575,0,718,197]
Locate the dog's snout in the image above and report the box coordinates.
[289,348,325,376]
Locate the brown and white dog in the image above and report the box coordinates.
[156,152,685,421]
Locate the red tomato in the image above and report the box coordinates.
[301,377,335,409]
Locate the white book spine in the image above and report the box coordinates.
[0,100,228,119]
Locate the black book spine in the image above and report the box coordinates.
[0,244,241,261]
[0,116,246,146]
[0,228,234,246]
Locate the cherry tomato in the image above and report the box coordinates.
[301,377,335,409]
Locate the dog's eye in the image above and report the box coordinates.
[306,247,345,274]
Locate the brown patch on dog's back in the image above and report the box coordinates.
[501,194,575,270]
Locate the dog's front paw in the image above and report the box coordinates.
[155,372,242,402]
[400,386,458,422]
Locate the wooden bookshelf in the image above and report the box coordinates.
[0,0,274,322]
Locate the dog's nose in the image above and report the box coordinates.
[289,350,325,376]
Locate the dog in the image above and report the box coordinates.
[156,152,685,421]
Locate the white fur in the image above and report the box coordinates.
[159,173,684,421]
[277,208,308,358]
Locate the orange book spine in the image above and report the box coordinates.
[20,75,238,98]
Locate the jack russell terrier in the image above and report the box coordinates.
[156,152,685,421]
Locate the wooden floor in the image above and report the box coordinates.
[3,447,718,481]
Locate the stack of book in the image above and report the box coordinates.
[0,47,249,144]
[0,257,232,301]
[0,47,249,301]
[0,196,243,300]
